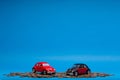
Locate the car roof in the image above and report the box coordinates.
[74,63,87,65]
[37,62,48,64]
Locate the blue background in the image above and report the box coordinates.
[0,0,120,80]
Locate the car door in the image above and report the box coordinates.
[78,68,88,74]
[38,64,43,72]
[78,65,88,74]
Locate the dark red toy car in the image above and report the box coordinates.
[32,62,56,75]
[66,63,91,76]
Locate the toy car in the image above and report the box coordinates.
[32,62,56,75]
[66,63,91,76]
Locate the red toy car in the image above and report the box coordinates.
[66,63,91,76]
[32,62,56,75]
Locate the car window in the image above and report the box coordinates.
[38,64,42,66]
[43,63,49,66]
[83,65,87,68]
[79,65,84,68]
[36,64,39,66]
[76,65,80,68]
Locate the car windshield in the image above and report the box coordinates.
[43,63,50,66]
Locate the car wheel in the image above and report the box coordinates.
[86,70,91,74]
[32,68,36,73]
[73,71,78,76]
[66,70,69,75]
[42,70,47,75]
[66,72,69,75]
[52,72,56,74]
[51,72,56,76]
